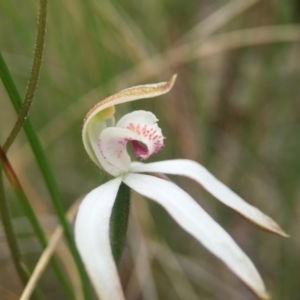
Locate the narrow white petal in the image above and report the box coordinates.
[83,106,116,168]
[83,115,106,167]
[123,173,269,300]
[75,177,125,300]
[130,160,287,237]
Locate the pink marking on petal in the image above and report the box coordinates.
[98,139,107,159]
[131,140,149,159]
[122,119,164,160]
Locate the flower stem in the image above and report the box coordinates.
[3,0,47,152]
[0,53,92,299]
[110,182,131,267]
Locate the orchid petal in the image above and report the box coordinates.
[97,111,164,176]
[98,127,136,176]
[123,173,269,300]
[86,115,107,167]
[116,110,158,127]
[130,160,287,237]
[82,75,176,167]
[75,177,125,300]
[117,111,164,160]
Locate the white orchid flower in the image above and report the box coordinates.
[75,75,286,300]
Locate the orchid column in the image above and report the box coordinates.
[75,75,287,300]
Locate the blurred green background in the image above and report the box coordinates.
[0,0,300,299]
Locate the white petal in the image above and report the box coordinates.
[116,110,158,127]
[123,173,269,300]
[117,111,164,159]
[130,160,287,237]
[75,177,125,300]
[82,75,176,169]
[98,112,164,176]
[83,106,116,168]
[98,127,135,176]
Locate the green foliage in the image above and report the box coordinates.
[110,182,131,267]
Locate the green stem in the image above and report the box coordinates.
[0,54,92,299]
[3,0,47,152]
[0,163,43,300]
[110,183,131,267]
[0,163,26,282]
[0,146,75,299]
